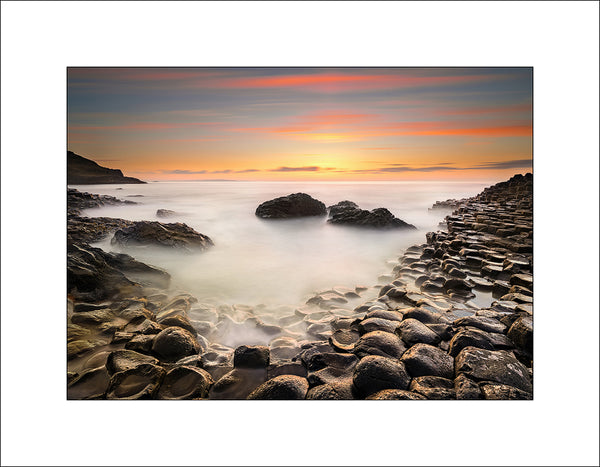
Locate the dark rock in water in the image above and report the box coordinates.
[366,389,426,400]
[409,376,456,400]
[454,374,482,399]
[453,316,507,334]
[125,334,155,353]
[480,383,533,400]
[106,364,165,399]
[156,209,177,218]
[247,375,309,399]
[306,380,356,400]
[234,345,270,369]
[267,362,307,379]
[352,355,411,397]
[397,318,441,347]
[112,221,213,251]
[255,193,326,218]
[209,368,267,400]
[403,307,451,325]
[304,352,358,373]
[507,316,533,354]
[327,201,416,230]
[157,366,213,400]
[151,327,200,361]
[400,343,454,379]
[353,331,407,360]
[448,328,496,357]
[157,314,197,337]
[455,347,532,393]
[106,349,159,375]
[358,317,400,335]
[68,151,145,184]
[67,366,110,399]
[67,188,137,213]
[510,273,533,289]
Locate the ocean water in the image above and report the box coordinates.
[71,180,492,310]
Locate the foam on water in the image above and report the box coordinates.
[72,180,491,309]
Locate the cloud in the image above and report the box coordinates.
[352,158,531,174]
[473,159,532,170]
[269,166,323,172]
[235,169,260,173]
[210,169,233,174]
[162,169,208,174]
[69,122,223,132]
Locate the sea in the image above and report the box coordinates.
[70,180,493,311]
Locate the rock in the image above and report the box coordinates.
[366,389,426,400]
[156,209,176,218]
[233,345,270,369]
[209,368,267,400]
[247,375,309,400]
[267,362,307,379]
[255,193,326,218]
[448,328,496,357]
[328,202,416,230]
[68,151,145,184]
[352,331,407,360]
[124,334,155,353]
[480,383,533,400]
[358,317,399,335]
[106,364,165,399]
[304,352,358,373]
[507,316,533,354]
[366,310,403,322]
[400,343,454,379]
[106,350,159,375]
[306,381,356,400]
[454,374,482,399]
[453,316,507,334]
[409,376,455,399]
[352,356,411,397]
[67,366,110,400]
[455,347,532,392]
[111,221,213,251]
[402,307,451,325]
[151,327,200,361]
[157,315,197,336]
[329,329,361,352]
[397,319,441,347]
[510,273,533,289]
[157,366,214,400]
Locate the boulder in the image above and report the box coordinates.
[112,221,213,251]
[157,366,214,400]
[156,209,176,218]
[247,375,309,400]
[453,316,507,334]
[352,331,407,360]
[209,368,267,400]
[400,343,454,379]
[106,364,165,399]
[366,389,426,400]
[480,383,533,400]
[352,356,411,397]
[328,202,416,230]
[397,318,441,347]
[306,381,356,400]
[151,327,200,361]
[409,376,455,399]
[454,374,482,399]
[448,328,496,357]
[67,366,110,400]
[329,329,360,352]
[106,349,159,375]
[358,317,399,335]
[255,193,326,218]
[233,345,270,369]
[507,316,533,354]
[455,347,532,392]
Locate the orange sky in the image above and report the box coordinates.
[67,68,532,181]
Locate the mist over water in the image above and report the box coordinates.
[73,180,491,310]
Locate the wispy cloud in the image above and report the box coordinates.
[351,158,531,174]
[473,159,532,170]
[269,166,333,172]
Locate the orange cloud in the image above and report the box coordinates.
[68,122,223,131]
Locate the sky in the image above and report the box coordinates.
[67,67,532,181]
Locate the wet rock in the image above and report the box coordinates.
[352,356,411,397]
[492,280,511,298]
[448,328,496,357]
[306,381,355,400]
[366,310,403,322]
[156,209,176,218]
[233,345,270,369]
[106,349,159,375]
[267,362,307,379]
[510,273,533,289]
[366,389,426,400]
[151,327,200,361]
[400,343,454,379]
[455,347,532,392]
[125,334,155,353]
[507,316,533,354]
[106,364,165,399]
[397,318,441,347]
[353,331,407,360]
[67,366,110,400]
[453,316,507,334]
[454,374,482,399]
[329,329,361,352]
[209,368,267,400]
[157,366,213,400]
[248,375,309,400]
[112,221,213,251]
[500,293,533,304]
[255,193,326,218]
[508,284,533,297]
[328,202,416,230]
[175,354,203,368]
[403,307,452,325]
[358,317,400,335]
[409,376,455,400]
[480,383,533,400]
[156,314,197,337]
[67,339,100,360]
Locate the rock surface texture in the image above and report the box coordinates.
[67,173,532,399]
[328,201,416,229]
[255,193,327,218]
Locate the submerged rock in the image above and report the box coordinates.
[327,201,416,230]
[255,193,326,218]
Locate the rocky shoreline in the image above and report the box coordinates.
[67,173,533,400]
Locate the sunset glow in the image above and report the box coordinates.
[67,67,532,181]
